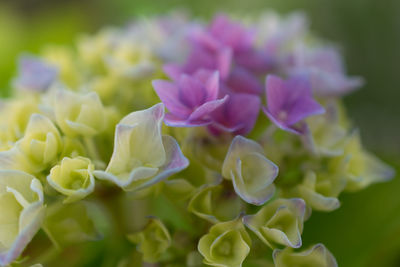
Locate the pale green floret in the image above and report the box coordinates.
[53,88,106,137]
[127,217,171,263]
[293,171,345,212]
[188,185,222,223]
[198,217,251,267]
[0,170,45,266]
[47,156,95,203]
[0,113,62,174]
[333,131,395,192]
[222,135,278,206]
[18,114,62,167]
[94,103,189,191]
[243,198,306,249]
[273,243,338,267]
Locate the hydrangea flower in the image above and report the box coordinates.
[152,70,228,127]
[243,198,306,248]
[208,92,261,136]
[0,113,62,174]
[53,89,107,137]
[93,103,189,191]
[127,217,171,263]
[13,55,58,92]
[0,170,44,266]
[198,217,251,267]
[289,45,364,96]
[47,156,95,203]
[222,135,278,205]
[273,243,338,267]
[263,74,325,134]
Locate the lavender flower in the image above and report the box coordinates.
[208,93,261,136]
[152,70,228,127]
[289,45,364,96]
[263,74,325,134]
[13,55,58,92]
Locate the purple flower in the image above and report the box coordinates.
[208,93,261,136]
[289,46,364,96]
[263,74,325,134]
[152,70,228,127]
[13,55,58,92]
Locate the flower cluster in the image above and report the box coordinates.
[0,12,394,267]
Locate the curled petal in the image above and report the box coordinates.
[243,198,306,248]
[294,171,344,212]
[0,170,45,266]
[47,157,95,203]
[94,104,188,191]
[198,217,251,267]
[273,243,338,267]
[222,136,278,205]
[54,89,106,137]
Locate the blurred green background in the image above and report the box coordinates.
[0,0,399,266]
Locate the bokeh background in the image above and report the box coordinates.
[0,0,399,266]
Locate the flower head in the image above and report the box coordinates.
[263,74,325,134]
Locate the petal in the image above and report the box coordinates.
[152,80,191,118]
[265,75,287,115]
[204,71,220,101]
[178,74,207,108]
[163,64,184,81]
[217,48,233,79]
[0,171,44,266]
[130,135,189,192]
[233,154,277,205]
[286,97,325,125]
[210,93,261,135]
[188,95,228,122]
[119,103,166,167]
[222,135,264,179]
[273,243,338,267]
[164,113,210,127]
[222,136,278,205]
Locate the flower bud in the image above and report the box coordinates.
[243,198,306,248]
[127,217,171,263]
[198,217,251,267]
[17,114,62,171]
[222,135,278,205]
[47,156,95,203]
